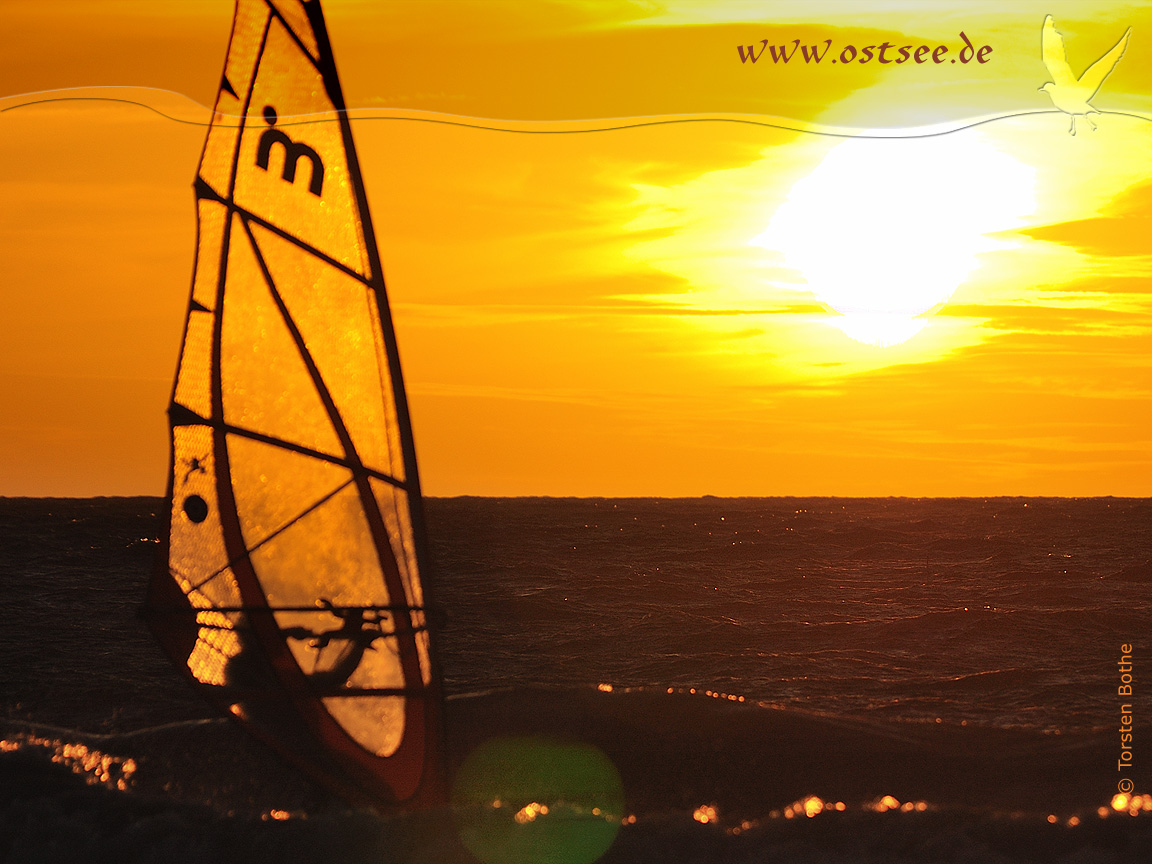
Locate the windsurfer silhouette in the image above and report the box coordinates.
[281,600,392,692]
[222,601,410,695]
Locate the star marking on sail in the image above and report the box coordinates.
[182,455,209,485]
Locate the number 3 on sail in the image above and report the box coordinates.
[143,0,447,808]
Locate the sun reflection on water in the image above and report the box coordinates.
[0,733,137,791]
[1111,792,1152,816]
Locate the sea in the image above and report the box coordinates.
[2,495,1150,863]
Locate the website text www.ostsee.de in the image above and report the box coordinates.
[737,32,992,67]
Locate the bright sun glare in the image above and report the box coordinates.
[753,133,1035,346]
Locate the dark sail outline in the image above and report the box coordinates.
[145,0,446,808]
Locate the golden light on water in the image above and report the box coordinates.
[726,792,1152,829]
[693,804,718,824]
[0,734,137,791]
[752,133,1035,347]
[822,795,930,815]
[452,737,624,864]
[871,794,904,813]
[663,686,746,702]
[1111,792,1152,815]
[514,802,550,824]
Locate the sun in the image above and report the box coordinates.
[753,132,1035,346]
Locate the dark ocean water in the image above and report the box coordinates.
[2,496,1150,863]
[431,496,1152,733]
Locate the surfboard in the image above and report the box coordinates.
[144,0,445,807]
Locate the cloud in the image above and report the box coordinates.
[1022,179,1152,259]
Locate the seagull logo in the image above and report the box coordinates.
[1039,15,1131,135]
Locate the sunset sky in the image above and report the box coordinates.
[1,0,1150,497]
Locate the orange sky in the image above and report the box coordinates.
[1,0,1150,496]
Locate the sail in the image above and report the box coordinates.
[145,0,445,807]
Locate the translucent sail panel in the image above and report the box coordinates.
[233,15,370,278]
[247,482,393,609]
[368,478,431,687]
[172,199,228,422]
[173,307,214,421]
[219,212,344,458]
[186,608,242,687]
[167,424,244,685]
[368,477,419,597]
[227,434,353,551]
[169,425,238,602]
[199,0,269,197]
[248,480,409,756]
[324,696,405,758]
[249,221,405,479]
[190,199,227,313]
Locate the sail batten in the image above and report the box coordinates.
[147,0,445,807]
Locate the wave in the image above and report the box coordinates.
[3,686,1148,864]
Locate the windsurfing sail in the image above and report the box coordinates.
[144,0,445,807]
